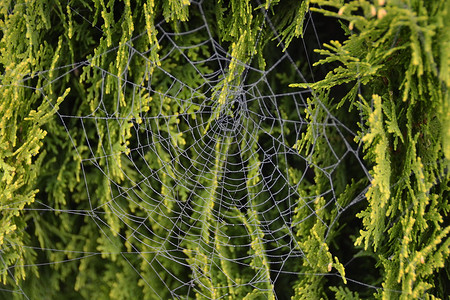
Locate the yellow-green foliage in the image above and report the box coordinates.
[292,0,449,298]
[1,0,448,299]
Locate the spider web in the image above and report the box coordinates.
[2,1,377,299]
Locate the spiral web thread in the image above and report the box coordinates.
[2,1,379,299]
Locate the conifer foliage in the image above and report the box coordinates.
[0,0,448,299]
